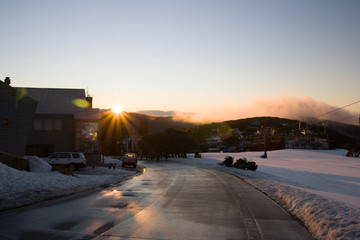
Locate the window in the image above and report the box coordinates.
[72,153,80,158]
[33,119,63,131]
[49,152,61,158]
[44,119,52,131]
[60,153,71,158]
[1,119,9,128]
[54,120,62,130]
[33,119,43,130]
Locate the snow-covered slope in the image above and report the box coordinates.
[179,149,360,240]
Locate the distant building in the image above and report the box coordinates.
[0,79,38,157]
[16,88,101,157]
[206,136,222,147]
[286,131,328,150]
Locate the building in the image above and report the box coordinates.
[0,79,38,157]
[18,88,102,161]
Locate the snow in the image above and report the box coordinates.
[177,149,360,240]
[1,150,359,239]
[25,155,52,173]
[0,156,136,211]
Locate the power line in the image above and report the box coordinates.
[265,100,360,134]
[317,100,360,118]
[335,114,359,122]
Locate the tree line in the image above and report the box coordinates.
[138,128,197,161]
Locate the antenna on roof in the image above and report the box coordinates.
[86,86,93,108]
[86,86,93,97]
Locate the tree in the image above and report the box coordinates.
[138,128,197,160]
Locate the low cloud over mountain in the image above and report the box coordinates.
[138,97,358,125]
[204,96,359,125]
[136,110,177,117]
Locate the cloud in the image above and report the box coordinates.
[134,97,359,125]
[193,96,359,125]
[135,110,177,117]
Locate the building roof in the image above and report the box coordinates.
[17,87,100,120]
[0,81,38,105]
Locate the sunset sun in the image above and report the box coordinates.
[112,105,123,114]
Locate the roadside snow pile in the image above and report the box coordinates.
[24,155,52,173]
[0,160,137,211]
[180,149,360,240]
[103,156,122,165]
[242,175,360,240]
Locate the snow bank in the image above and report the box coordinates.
[179,149,360,240]
[0,161,136,211]
[103,156,122,165]
[24,155,52,173]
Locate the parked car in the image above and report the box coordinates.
[122,153,137,168]
[44,152,86,171]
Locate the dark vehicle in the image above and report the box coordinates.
[122,153,137,168]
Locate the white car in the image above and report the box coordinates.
[44,152,86,171]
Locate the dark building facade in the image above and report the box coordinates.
[0,79,38,156]
[26,114,75,157]
[20,88,101,157]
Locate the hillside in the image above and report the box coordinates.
[101,111,358,154]
[125,112,196,133]
[191,116,358,150]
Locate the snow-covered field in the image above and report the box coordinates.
[1,150,359,239]
[0,157,137,211]
[177,149,360,240]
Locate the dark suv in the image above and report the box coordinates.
[122,153,137,168]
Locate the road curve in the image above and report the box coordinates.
[0,161,313,240]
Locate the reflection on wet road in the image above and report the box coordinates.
[0,161,313,240]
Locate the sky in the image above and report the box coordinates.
[1,0,360,123]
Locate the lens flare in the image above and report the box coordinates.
[72,99,90,108]
[112,105,123,114]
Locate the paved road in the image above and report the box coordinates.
[0,161,313,240]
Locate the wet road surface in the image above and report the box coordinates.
[0,161,313,240]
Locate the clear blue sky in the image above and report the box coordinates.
[1,0,360,122]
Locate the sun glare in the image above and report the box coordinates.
[112,105,123,114]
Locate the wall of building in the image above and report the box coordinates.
[0,83,38,157]
[26,114,75,156]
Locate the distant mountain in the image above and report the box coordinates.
[101,112,358,154]
[102,111,196,134]
[326,121,360,141]
[192,116,358,149]
[125,113,359,144]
